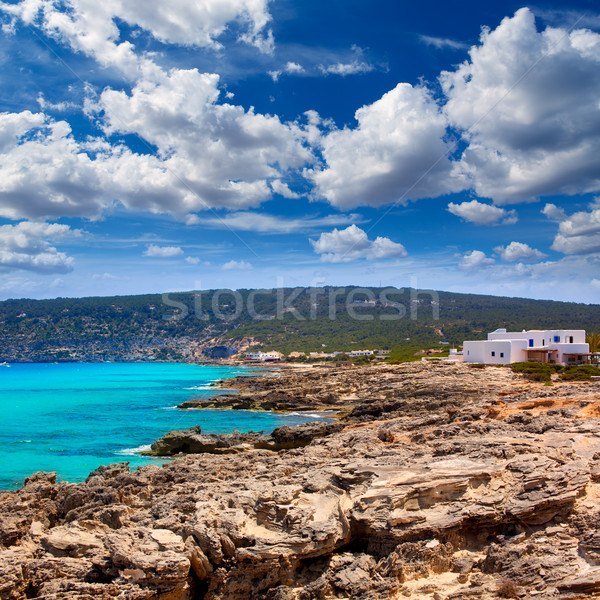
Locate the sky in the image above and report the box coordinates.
[0,0,599,303]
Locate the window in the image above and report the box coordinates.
[529,339,534,347]
[500,352,504,358]
[467,351,470,356]
[542,339,545,346]
[554,335,560,343]
[491,351,495,357]
[578,355,582,361]
[568,336,574,343]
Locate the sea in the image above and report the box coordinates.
[0,362,328,490]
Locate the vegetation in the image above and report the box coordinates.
[0,287,598,362]
[587,332,600,353]
[511,362,600,382]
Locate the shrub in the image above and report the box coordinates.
[510,362,562,383]
[559,365,600,381]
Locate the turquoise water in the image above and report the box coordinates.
[0,363,325,490]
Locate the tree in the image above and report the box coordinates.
[587,333,600,354]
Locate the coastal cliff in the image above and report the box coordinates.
[2,362,600,599]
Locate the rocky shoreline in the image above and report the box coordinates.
[2,361,600,599]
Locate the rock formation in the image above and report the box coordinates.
[2,361,600,599]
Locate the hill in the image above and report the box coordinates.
[0,287,598,362]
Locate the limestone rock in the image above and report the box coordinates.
[3,362,600,599]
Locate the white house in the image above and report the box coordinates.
[245,351,284,362]
[462,328,589,365]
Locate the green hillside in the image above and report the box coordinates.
[0,287,598,362]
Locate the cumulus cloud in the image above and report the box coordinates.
[270,180,300,199]
[550,205,600,254]
[1,0,273,77]
[0,66,312,220]
[308,9,600,210]
[185,256,200,264]
[459,250,495,270]
[0,112,117,220]
[285,61,304,74]
[592,278,600,289]
[221,259,253,270]
[494,241,546,262]
[447,200,517,225]
[441,8,600,204]
[310,225,407,263]
[542,203,567,221]
[96,67,312,213]
[308,83,463,209]
[0,221,80,273]
[143,244,184,257]
[268,61,305,82]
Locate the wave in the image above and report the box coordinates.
[286,411,334,419]
[115,444,152,455]
[183,385,215,390]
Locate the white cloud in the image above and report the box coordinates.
[0,66,313,220]
[459,250,495,270]
[550,206,600,254]
[0,113,117,220]
[284,61,304,74]
[185,211,360,233]
[319,45,375,76]
[447,199,517,225]
[1,0,273,77]
[268,61,305,82]
[0,110,45,153]
[221,259,253,270]
[92,272,129,280]
[185,256,200,264]
[36,94,77,113]
[308,83,463,209]
[143,244,184,257]
[96,67,313,213]
[591,278,600,289]
[494,241,546,262]
[270,179,300,199]
[441,8,600,204]
[310,224,407,263]
[320,60,374,76]
[420,35,468,51]
[0,221,80,273]
[542,203,567,221]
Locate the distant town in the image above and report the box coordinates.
[245,328,598,366]
[244,349,391,362]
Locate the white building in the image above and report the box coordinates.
[244,351,283,362]
[462,328,589,365]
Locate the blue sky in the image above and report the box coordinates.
[0,0,599,302]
